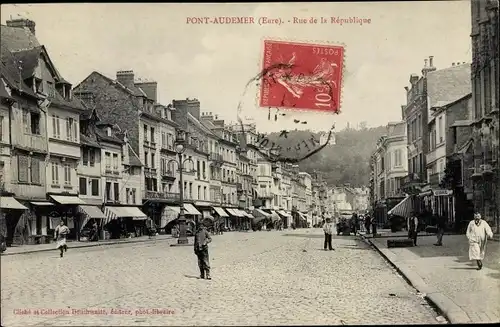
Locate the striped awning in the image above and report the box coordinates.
[126,207,147,220]
[226,208,245,217]
[183,203,202,215]
[79,205,106,219]
[213,207,229,217]
[253,209,271,218]
[388,196,413,218]
[277,210,291,218]
[269,210,280,222]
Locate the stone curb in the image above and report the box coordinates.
[359,234,472,324]
[1,236,178,256]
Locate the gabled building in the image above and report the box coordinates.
[73,70,178,228]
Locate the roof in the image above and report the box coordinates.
[75,71,146,99]
[427,64,471,109]
[80,133,101,148]
[188,113,217,137]
[126,144,143,167]
[0,80,13,100]
[0,43,38,98]
[11,47,41,79]
[0,24,40,52]
[96,128,124,145]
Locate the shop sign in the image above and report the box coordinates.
[433,189,453,197]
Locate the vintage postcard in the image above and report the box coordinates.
[1,1,499,326]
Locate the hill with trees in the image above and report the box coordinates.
[266,125,387,187]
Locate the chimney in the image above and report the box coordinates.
[201,111,214,122]
[172,98,201,128]
[6,18,36,35]
[135,81,157,102]
[429,56,434,67]
[409,74,419,85]
[424,59,428,67]
[116,70,135,89]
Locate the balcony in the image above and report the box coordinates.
[257,190,273,199]
[12,132,47,153]
[429,172,443,187]
[160,144,177,155]
[161,170,176,181]
[143,190,180,201]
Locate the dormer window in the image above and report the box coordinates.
[107,127,112,136]
[34,78,43,94]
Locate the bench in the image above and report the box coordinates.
[387,238,414,248]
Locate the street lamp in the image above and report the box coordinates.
[170,130,195,247]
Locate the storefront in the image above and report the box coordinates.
[27,201,57,244]
[430,189,454,225]
[78,205,107,239]
[211,206,229,226]
[160,203,201,234]
[103,205,147,239]
[0,196,28,246]
[225,208,246,230]
[48,194,87,241]
[253,208,271,229]
[277,210,292,228]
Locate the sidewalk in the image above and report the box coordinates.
[361,233,500,324]
[1,234,177,256]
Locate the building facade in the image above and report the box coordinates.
[470,0,499,229]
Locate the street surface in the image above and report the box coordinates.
[1,229,443,326]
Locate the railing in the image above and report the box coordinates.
[12,133,47,152]
[257,190,273,199]
[143,190,181,201]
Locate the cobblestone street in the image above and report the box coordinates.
[1,229,443,326]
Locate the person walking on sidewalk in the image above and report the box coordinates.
[407,212,419,246]
[54,220,70,258]
[434,214,446,246]
[194,222,212,279]
[364,214,371,234]
[323,218,334,251]
[466,212,494,270]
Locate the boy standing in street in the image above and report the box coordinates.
[323,218,334,251]
[194,222,212,280]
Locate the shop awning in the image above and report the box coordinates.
[278,210,291,218]
[388,196,413,218]
[30,201,54,206]
[183,203,202,215]
[103,206,128,224]
[50,195,86,205]
[213,207,229,217]
[239,210,253,218]
[226,208,244,217]
[79,205,106,219]
[254,208,271,218]
[123,207,147,220]
[0,197,28,210]
[236,209,250,217]
[269,210,280,222]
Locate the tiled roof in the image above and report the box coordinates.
[427,64,472,109]
[50,89,86,111]
[11,47,41,79]
[80,133,101,148]
[126,144,143,167]
[96,129,124,145]
[0,25,40,52]
[0,44,38,98]
[0,80,12,100]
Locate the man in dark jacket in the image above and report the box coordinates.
[407,212,419,246]
[194,223,212,280]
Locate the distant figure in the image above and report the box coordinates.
[322,218,334,251]
[407,212,419,246]
[54,220,70,258]
[466,212,493,270]
[434,214,446,246]
[364,214,371,234]
[352,213,359,235]
[194,223,212,280]
[146,217,156,239]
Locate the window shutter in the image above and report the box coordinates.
[23,110,30,134]
[30,157,40,184]
[18,155,29,182]
[79,177,87,195]
[91,179,99,196]
[73,120,78,141]
[66,118,71,140]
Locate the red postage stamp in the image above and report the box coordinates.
[259,40,344,113]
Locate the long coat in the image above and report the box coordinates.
[466,219,493,260]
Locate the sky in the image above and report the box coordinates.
[1,2,472,133]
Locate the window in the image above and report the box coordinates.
[47,81,55,97]
[30,157,40,184]
[51,162,59,184]
[23,110,29,134]
[105,182,111,201]
[438,117,444,143]
[30,112,40,135]
[198,185,201,199]
[112,153,118,170]
[18,155,29,183]
[144,152,148,167]
[202,161,206,179]
[91,179,99,196]
[66,117,76,141]
[143,124,148,142]
[52,115,60,138]
[126,188,130,204]
[150,127,155,144]
[204,186,207,200]
[90,150,95,167]
[83,149,89,166]
[151,153,155,169]
[131,189,136,204]
[63,164,71,185]
[114,183,119,201]
[197,160,200,179]
[105,152,111,170]
[161,132,166,148]
[79,177,87,195]
[394,149,402,167]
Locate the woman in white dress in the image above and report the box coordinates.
[54,220,70,258]
[466,212,494,270]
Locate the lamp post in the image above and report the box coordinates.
[170,130,195,247]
